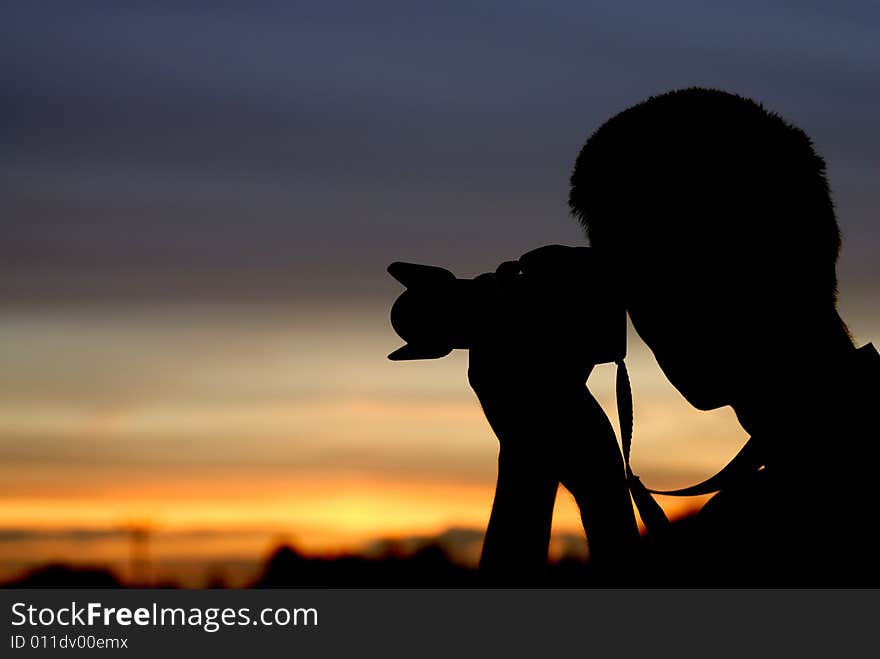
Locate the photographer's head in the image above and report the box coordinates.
[569,88,846,410]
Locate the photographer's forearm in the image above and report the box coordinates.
[479,445,558,583]
[556,391,639,566]
[568,463,639,567]
[476,387,637,580]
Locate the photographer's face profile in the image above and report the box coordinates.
[611,251,752,412]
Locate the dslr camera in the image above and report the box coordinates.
[387,244,626,367]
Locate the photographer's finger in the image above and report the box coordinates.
[518,244,573,274]
[495,260,521,281]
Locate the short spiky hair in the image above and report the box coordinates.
[569,88,841,306]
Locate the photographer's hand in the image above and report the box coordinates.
[470,251,638,581]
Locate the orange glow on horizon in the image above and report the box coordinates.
[3,304,869,585]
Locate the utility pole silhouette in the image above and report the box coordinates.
[127,523,152,587]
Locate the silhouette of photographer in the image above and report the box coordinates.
[470,88,878,585]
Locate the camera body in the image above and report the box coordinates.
[388,245,626,366]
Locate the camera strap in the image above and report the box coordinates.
[615,360,764,534]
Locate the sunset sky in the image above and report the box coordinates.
[2,1,878,586]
